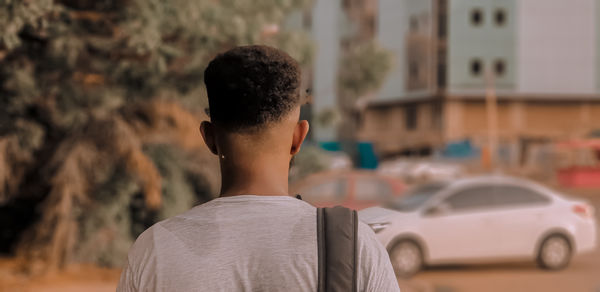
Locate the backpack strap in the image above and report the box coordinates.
[317,206,359,292]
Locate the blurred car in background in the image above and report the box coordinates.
[290,171,405,210]
[360,175,597,277]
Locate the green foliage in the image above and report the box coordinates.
[338,40,393,103]
[0,0,54,50]
[0,0,313,270]
[1,0,315,130]
[335,40,393,142]
[289,144,333,182]
[314,107,342,128]
[143,144,198,221]
[116,0,314,102]
[76,169,139,267]
[76,143,219,268]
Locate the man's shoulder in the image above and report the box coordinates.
[128,222,159,256]
[357,220,388,254]
[130,196,317,249]
[126,215,188,267]
[179,195,317,217]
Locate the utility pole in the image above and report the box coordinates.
[484,68,498,171]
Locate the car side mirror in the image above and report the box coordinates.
[424,203,450,217]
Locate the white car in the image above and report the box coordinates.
[359,175,597,277]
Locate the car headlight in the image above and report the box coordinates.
[368,222,390,234]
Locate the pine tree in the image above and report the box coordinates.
[0,0,313,273]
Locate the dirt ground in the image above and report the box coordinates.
[399,254,600,292]
[1,188,599,292]
[0,260,120,292]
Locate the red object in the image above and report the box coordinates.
[556,139,600,150]
[557,167,600,188]
[556,139,600,187]
[572,204,594,219]
[290,171,406,211]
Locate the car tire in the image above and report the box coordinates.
[389,240,423,278]
[537,234,572,270]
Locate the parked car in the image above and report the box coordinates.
[290,171,405,210]
[359,175,597,277]
[378,160,465,183]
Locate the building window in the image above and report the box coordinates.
[410,16,419,32]
[495,9,506,26]
[432,102,442,129]
[342,0,351,9]
[494,59,506,76]
[437,49,446,88]
[471,8,484,26]
[405,105,418,131]
[409,61,419,79]
[437,63,446,88]
[438,13,447,38]
[437,0,447,38]
[470,59,483,76]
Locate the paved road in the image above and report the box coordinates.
[399,189,600,292]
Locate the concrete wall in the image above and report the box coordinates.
[311,0,341,141]
[377,0,600,97]
[447,0,517,93]
[516,0,597,95]
[360,102,443,155]
[444,100,600,143]
[404,0,436,95]
[364,98,600,155]
[376,0,407,101]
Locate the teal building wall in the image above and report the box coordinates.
[376,0,407,101]
[447,0,516,93]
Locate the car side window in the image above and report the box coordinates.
[354,177,392,201]
[301,179,346,203]
[443,186,496,212]
[492,185,550,207]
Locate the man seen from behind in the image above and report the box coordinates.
[117,45,400,292]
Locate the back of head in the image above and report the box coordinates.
[204,45,301,133]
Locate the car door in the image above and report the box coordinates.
[486,184,552,258]
[419,185,502,263]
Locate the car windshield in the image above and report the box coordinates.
[384,182,447,211]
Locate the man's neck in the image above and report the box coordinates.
[218,156,291,198]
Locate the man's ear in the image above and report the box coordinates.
[291,120,309,155]
[200,121,218,155]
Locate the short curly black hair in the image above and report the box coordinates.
[204,45,301,132]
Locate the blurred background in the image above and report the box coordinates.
[1,0,599,291]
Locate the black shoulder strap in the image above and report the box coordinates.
[317,206,358,292]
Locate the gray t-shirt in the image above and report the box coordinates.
[117,195,399,292]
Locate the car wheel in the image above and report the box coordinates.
[537,234,572,270]
[389,240,423,278]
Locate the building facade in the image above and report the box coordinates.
[361,0,600,165]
